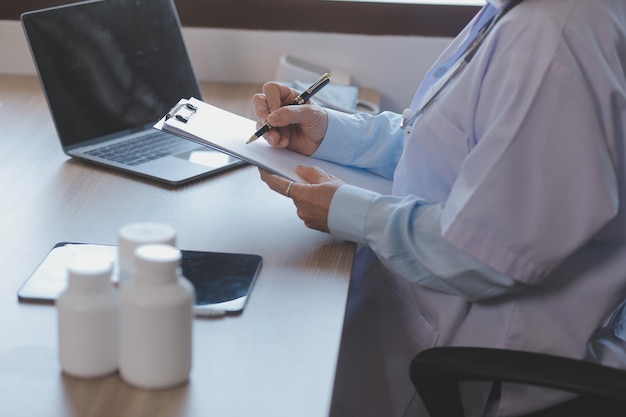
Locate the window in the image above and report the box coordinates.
[2,0,481,37]
[325,0,484,4]
[174,0,479,36]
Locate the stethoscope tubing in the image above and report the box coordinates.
[400,0,524,134]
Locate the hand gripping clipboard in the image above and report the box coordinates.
[155,98,392,194]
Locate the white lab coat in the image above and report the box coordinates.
[323,0,626,416]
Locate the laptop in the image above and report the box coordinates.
[21,0,245,185]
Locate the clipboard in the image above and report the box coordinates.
[155,97,392,194]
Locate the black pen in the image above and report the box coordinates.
[246,73,331,144]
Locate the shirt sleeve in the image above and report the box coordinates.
[317,97,525,301]
[440,23,620,285]
[312,109,405,180]
[328,184,525,301]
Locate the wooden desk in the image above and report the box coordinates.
[0,74,364,417]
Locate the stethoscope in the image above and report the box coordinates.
[401,0,524,135]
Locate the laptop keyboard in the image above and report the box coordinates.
[85,132,193,166]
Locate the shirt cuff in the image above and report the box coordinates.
[313,109,362,164]
[328,184,379,243]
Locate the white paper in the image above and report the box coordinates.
[155,98,392,194]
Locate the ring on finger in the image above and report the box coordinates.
[285,181,294,198]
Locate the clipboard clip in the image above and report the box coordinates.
[166,101,198,123]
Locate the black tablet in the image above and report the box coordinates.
[18,242,262,317]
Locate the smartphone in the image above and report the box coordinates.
[17,242,262,317]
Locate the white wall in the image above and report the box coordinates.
[0,20,451,112]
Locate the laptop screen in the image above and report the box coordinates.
[22,0,202,148]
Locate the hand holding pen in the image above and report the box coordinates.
[247,73,331,144]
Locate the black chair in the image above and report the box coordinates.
[409,346,626,417]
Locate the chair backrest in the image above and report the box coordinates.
[587,298,626,368]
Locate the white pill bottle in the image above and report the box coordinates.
[119,244,195,389]
[57,251,119,378]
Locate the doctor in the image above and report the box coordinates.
[252,0,626,416]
